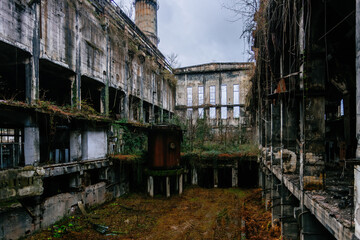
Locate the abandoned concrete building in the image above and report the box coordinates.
[250,0,360,239]
[174,62,253,130]
[4,0,360,239]
[0,0,178,238]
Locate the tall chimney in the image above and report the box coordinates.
[135,0,159,46]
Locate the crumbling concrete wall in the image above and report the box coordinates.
[0,168,43,201]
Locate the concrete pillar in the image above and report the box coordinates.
[303,95,325,190]
[214,168,218,188]
[70,75,80,109]
[69,174,81,189]
[100,86,106,115]
[148,176,154,197]
[264,170,272,211]
[24,127,40,166]
[179,174,183,195]
[74,6,81,110]
[70,130,82,161]
[166,177,170,198]
[232,166,238,187]
[271,176,281,226]
[299,209,333,240]
[122,62,130,120]
[192,167,198,185]
[281,186,299,240]
[25,3,40,104]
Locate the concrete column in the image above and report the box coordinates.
[148,176,154,197]
[70,130,82,161]
[179,174,183,195]
[122,62,130,120]
[299,209,333,240]
[24,127,40,166]
[264,170,272,211]
[25,3,40,104]
[69,174,81,189]
[192,167,198,185]
[214,168,218,188]
[271,175,281,226]
[281,186,299,240]
[232,164,238,187]
[74,6,81,110]
[100,86,106,115]
[140,64,144,123]
[303,96,325,190]
[70,75,80,108]
[25,57,39,104]
[166,177,170,198]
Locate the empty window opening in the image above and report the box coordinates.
[0,127,23,169]
[221,85,227,119]
[198,86,204,105]
[81,76,103,113]
[187,87,192,107]
[109,87,124,116]
[39,60,72,106]
[0,42,27,101]
[199,108,204,119]
[210,86,216,119]
[39,117,70,165]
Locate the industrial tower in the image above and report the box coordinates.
[135,0,159,46]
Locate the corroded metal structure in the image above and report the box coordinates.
[148,125,182,169]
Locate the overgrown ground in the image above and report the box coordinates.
[27,187,280,240]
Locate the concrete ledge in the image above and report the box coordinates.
[266,162,355,240]
[42,158,110,177]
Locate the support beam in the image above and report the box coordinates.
[271,176,281,226]
[192,167,198,185]
[24,125,40,166]
[214,168,218,188]
[232,164,238,187]
[179,174,183,195]
[166,176,170,198]
[148,176,154,197]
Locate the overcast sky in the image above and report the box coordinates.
[115,0,251,67]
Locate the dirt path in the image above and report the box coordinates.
[28,187,280,240]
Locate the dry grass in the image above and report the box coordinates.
[27,187,280,240]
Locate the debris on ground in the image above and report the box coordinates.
[27,187,280,240]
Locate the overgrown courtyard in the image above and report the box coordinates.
[27,187,280,240]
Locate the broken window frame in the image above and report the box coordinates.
[0,127,23,169]
[187,87,192,107]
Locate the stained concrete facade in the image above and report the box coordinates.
[174,63,253,129]
[0,0,175,238]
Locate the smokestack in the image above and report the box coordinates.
[135,0,159,46]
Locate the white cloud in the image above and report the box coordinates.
[114,0,251,67]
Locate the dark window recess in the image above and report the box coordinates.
[0,128,23,169]
[40,121,70,164]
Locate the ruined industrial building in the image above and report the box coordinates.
[1,0,360,239]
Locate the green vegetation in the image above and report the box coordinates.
[170,115,258,155]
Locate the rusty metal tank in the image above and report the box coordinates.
[148,125,182,169]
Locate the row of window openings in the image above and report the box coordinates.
[187,85,240,119]
[187,106,241,119]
